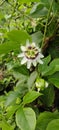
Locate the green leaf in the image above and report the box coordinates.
[16,107,36,130]
[31,31,43,44]
[0,12,4,19]
[40,86,55,107]
[0,95,5,102]
[36,111,59,130]
[48,72,59,88]
[43,55,51,65]
[15,83,28,97]
[6,105,19,118]
[39,58,59,76]
[0,30,31,55]
[18,0,39,3]
[46,58,59,75]
[40,0,53,8]
[50,58,59,67]
[0,41,20,55]
[23,91,42,105]
[0,120,13,130]
[27,71,37,89]
[5,91,20,107]
[52,1,59,13]
[7,30,31,43]
[39,65,54,76]
[38,55,51,76]
[13,65,29,76]
[30,3,48,18]
[12,70,27,80]
[46,119,59,130]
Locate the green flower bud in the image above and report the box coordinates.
[35,78,48,91]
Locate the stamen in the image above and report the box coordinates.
[24,45,39,59]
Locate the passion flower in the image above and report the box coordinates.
[18,41,44,69]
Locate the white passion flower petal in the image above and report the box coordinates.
[39,53,44,58]
[33,59,37,67]
[21,57,27,65]
[32,42,36,47]
[27,60,32,69]
[21,46,26,51]
[38,59,43,64]
[18,53,24,57]
[38,48,41,52]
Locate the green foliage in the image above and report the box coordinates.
[31,31,43,44]
[0,120,13,130]
[36,111,59,130]
[13,64,29,76]
[0,30,31,55]
[38,58,59,76]
[48,72,59,88]
[18,0,39,3]
[46,119,59,130]
[16,107,36,130]
[7,30,31,43]
[40,85,55,107]
[5,91,20,107]
[0,0,59,130]
[27,71,37,89]
[23,90,42,105]
[48,37,59,58]
[30,2,48,18]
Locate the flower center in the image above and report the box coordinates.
[25,46,39,59]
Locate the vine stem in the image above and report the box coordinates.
[41,0,54,49]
